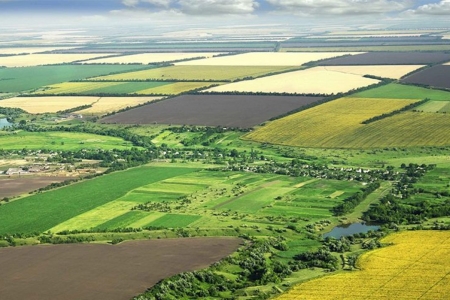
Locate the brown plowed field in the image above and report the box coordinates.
[401,65,450,90]
[0,176,71,198]
[101,95,323,128]
[317,52,450,65]
[0,237,242,300]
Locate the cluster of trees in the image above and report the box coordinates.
[361,98,429,124]
[292,249,339,271]
[0,107,26,123]
[332,182,381,216]
[56,104,92,114]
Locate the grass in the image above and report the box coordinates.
[350,83,450,100]
[0,65,151,93]
[92,65,297,81]
[276,231,450,300]
[244,97,419,148]
[0,166,198,235]
[146,214,202,228]
[0,131,134,150]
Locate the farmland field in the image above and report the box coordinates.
[0,131,134,151]
[92,65,297,81]
[0,238,242,300]
[101,94,323,128]
[175,52,362,66]
[277,231,450,300]
[316,65,424,79]
[401,65,450,90]
[0,65,150,93]
[0,176,73,198]
[135,82,221,95]
[244,97,419,148]
[0,166,198,235]
[0,47,77,55]
[83,52,223,64]
[0,53,113,67]
[205,68,379,94]
[417,100,450,113]
[281,45,450,52]
[77,96,162,115]
[0,96,98,113]
[351,83,450,100]
[317,52,450,65]
[37,81,171,95]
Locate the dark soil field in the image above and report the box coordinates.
[0,176,72,198]
[400,65,450,90]
[317,52,450,65]
[0,237,242,300]
[101,95,323,128]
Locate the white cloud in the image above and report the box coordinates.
[122,0,140,7]
[266,0,412,15]
[179,0,258,15]
[413,0,450,15]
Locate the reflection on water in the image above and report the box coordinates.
[323,222,380,239]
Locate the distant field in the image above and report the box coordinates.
[317,65,424,79]
[101,94,323,128]
[0,47,77,55]
[317,52,450,65]
[93,65,297,81]
[417,100,450,113]
[37,81,171,95]
[244,97,418,148]
[77,96,162,115]
[351,83,450,100]
[281,45,450,52]
[205,68,379,94]
[0,96,98,113]
[135,82,219,95]
[0,166,197,235]
[175,52,362,66]
[0,131,134,151]
[0,176,72,198]
[83,52,223,64]
[401,65,450,90]
[277,231,450,300]
[0,65,150,93]
[0,53,113,67]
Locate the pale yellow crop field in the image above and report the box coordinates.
[205,68,379,94]
[77,97,162,115]
[277,231,450,300]
[36,82,123,94]
[136,82,216,95]
[244,98,418,148]
[318,65,425,79]
[83,52,223,64]
[0,47,77,55]
[0,96,98,113]
[0,53,112,67]
[175,52,363,66]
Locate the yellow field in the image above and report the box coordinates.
[0,96,98,113]
[0,53,112,67]
[277,231,450,300]
[136,82,216,95]
[244,98,418,148]
[318,65,425,79]
[77,97,162,115]
[36,82,123,94]
[205,68,379,94]
[83,52,223,64]
[0,47,77,55]
[93,65,296,81]
[175,52,363,66]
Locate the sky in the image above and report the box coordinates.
[0,0,449,28]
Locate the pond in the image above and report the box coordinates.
[323,222,380,239]
[0,118,11,128]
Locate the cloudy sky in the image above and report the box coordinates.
[0,0,449,27]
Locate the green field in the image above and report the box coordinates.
[37,81,171,95]
[418,100,450,113]
[136,82,219,95]
[93,65,298,82]
[0,166,198,235]
[351,83,450,100]
[0,65,151,93]
[0,131,134,150]
[146,214,202,228]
